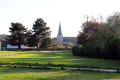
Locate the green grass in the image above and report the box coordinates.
[0,51,35,54]
[1,51,120,80]
[0,50,120,69]
[0,51,55,54]
[0,67,120,80]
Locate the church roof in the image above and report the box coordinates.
[0,34,8,42]
[54,37,77,43]
[63,37,77,43]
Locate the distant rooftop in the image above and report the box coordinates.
[63,37,77,43]
[0,34,8,42]
[54,37,77,43]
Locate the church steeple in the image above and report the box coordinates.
[58,22,62,35]
[57,22,63,42]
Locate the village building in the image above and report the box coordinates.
[54,22,77,48]
[0,35,7,50]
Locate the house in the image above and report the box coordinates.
[0,34,8,51]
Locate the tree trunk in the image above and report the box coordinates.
[18,44,21,50]
[18,37,21,50]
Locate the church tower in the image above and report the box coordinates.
[57,22,63,42]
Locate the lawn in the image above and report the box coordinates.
[0,51,54,54]
[0,67,120,80]
[0,50,120,69]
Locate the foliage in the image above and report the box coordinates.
[72,43,101,58]
[75,13,120,60]
[67,42,74,47]
[9,22,28,50]
[25,30,32,46]
[28,18,52,48]
[107,12,120,36]
[72,45,83,56]
[40,37,52,48]
[77,21,105,46]
[105,35,120,60]
[76,19,107,59]
[77,32,87,46]
[52,40,65,49]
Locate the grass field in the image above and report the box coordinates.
[0,50,120,69]
[1,51,120,80]
[0,67,120,80]
[0,51,49,54]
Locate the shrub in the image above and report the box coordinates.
[105,36,120,60]
[72,45,84,56]
[72,46,76,56]
[73,35,120,60]
[83,42,101,58]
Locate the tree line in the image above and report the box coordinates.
[9,18,52,50]
[72,12,120,60]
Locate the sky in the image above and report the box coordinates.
[0,0,120,37]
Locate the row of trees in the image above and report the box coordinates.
[9,18,52,50]
[72,12,120,60]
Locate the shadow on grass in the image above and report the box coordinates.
[0,67,120,80]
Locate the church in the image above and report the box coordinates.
[54,23,77,48]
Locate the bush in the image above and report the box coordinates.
[83,42,101,58]
[72,42,104,59]
[105,36,120,60]
[73,35,120,60]
[72,46,76,56]
[72,45,84,56]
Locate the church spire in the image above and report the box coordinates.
[58,22,62,35]
[57,22,63,42]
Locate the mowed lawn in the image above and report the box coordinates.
[0,67,120,80]
[1,51,120,80]
[0,50,120,69]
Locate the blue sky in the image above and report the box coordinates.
[0,0,120,37]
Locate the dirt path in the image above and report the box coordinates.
[1,65,119,73]
[0,53,34,56]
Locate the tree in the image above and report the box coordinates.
[40,37,52,48]
[107,12,120,36]
[77,32,87,46]
[29,18,52,48]
[77,21,104,45]
[9,22,27,50]
[74,13,120,60]
[105,35,120,59]
[25,30,32,46]
[76,17,107,58]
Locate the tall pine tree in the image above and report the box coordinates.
[29,18,52,48]
[9,22,27,50]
